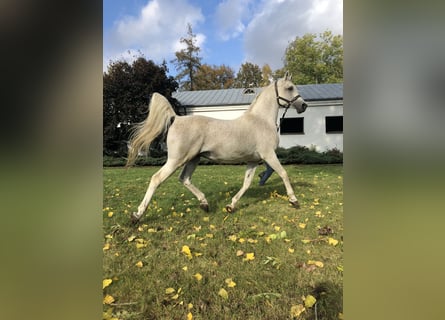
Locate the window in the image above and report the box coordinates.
[325,116,343,133]
[280,117,304,134]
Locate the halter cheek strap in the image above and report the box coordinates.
[274,80,301,109]
[275,80,301,132]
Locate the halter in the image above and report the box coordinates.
[275,80,301,130]
[274,80,302,109]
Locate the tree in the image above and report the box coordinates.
[103,57,178,156]
[234,62,263,88]
[171,24,202,91]
[283,30,343,84]
[261,64,273,86]
[194,64,235,90]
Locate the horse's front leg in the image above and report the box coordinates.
[226,162,257,213]
[262,154,300,209]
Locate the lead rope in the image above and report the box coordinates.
[277,105,290,132]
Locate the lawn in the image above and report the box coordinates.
[103,164,343,320]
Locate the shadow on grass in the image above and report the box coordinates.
[307,281,343,320]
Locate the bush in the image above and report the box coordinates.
[103,146,342,167]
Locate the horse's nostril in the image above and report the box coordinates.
[302,103,308,110]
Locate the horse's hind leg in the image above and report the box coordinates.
[132,158,182,222]
[226,162,257,213]
[179,156,209,212]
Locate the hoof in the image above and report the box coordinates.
[225,205,234,213]
[200,203,209,212]
[289,200,300,209]
[131,213,141,224]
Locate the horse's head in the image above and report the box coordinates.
[275,71,308,114]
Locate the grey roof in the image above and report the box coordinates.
[173,83,342,106]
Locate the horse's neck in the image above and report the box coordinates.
[247,86,278,125]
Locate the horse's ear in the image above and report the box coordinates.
[284,70,292,81]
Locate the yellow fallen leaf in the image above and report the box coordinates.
[103,243,110,251]
[108,211,113,217]
[298,223,306,229]
[187,312,193,320]
[136,242,147,249]
[301,239,311,244]
[135,261,143,268]
[225,278,236,288]
[328,237,339,246]
[182,266,188,271]
[290,304,306,317]
[243,252,255,261]
[304,294,317,308]
[236,250,244,256]
[228,235,237,241]
[165,287,175,294]
[288,248,295,253]
[193,273,203,281]
[188,303,193,309]
[218,288,229,300]
[307,260,324,268]
[102,279,112,289]
[103,294,115,305]
[274,226,281,231]
[127,235,136,242]
[203,216,209,222]
[181,245,193,260]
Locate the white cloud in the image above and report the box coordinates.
[214,0,253,40]
[104,0,205,70]
[243,0,343,70]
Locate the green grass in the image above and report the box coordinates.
[103,164,343,320]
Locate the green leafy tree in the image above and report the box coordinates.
[234,62,263,88]
[171,23,202,91]
[283,30,343,84]
[103,57,178,156]
[261,63,273,86]
[194,64,235,90]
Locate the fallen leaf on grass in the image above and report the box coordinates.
[102,279,112,289]
[307,260,324,268]
[225,278,236,288]
[103,294,115,305]
[187,312,193,320]
[304,294,317,308]
[135,261,143,268]
[236,250,244,256]
[193,273,203,281]
[243,252,255,261]
[290,304,306,318]
[103,243,111,251]
[165,288,175,294]
[328,237,339,246]
[181,245,193,260]
[298,223,306,229]
[218,288,229,300]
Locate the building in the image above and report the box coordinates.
[173,83,343,152]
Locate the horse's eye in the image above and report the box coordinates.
[286,86,293,91]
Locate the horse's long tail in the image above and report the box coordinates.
[126,93,176,167]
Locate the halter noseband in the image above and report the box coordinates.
[274,80,301,109]
[275,80,301,131]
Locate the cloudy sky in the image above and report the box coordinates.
[103,0,342,74]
